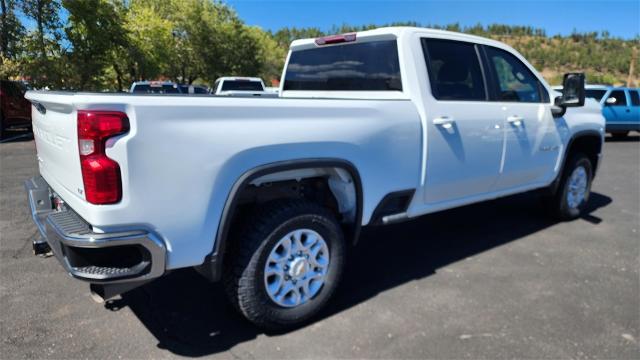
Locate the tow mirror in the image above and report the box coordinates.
[605,97,617,105]
[552,73,585,117]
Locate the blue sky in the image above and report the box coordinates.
[226,0,640,38]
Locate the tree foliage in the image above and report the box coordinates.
[1,0,25,61]
[1,3,638,89]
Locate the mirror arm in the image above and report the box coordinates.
[552,96,566,117]
[551,105,566,118]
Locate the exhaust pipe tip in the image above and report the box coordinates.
[32,240,53,257]
[89,284,106,303]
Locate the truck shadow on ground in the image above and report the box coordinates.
[110,191,612,357]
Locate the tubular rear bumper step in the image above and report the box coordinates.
[24,176,166,285]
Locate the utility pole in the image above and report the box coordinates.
[628,47,638,88]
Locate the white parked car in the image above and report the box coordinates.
[25,27,604,330]
[211,76,275,97]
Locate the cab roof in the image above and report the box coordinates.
[216,77,264,82]
[290,26,512,52]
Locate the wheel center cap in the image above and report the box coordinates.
[289,257,308,279]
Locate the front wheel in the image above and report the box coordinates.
[546,153,593,220]
[223,200,345,330]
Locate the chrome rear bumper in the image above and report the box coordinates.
[24,176,166,284]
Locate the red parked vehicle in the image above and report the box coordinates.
[1,80,32,138]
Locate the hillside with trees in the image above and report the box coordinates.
[1,0,638,90]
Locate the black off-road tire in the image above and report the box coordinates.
[223,199,345,330]
[546,152,593,220]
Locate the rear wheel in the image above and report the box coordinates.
[546,153,593,220]
[223,199,345,330]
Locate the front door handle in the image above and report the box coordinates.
[433,116,455,129]
[507,115,523,126]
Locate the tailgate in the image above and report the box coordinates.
[25,91,85,202]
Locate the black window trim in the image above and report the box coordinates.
[631,89,640,106]
[421,37,490,102]
[481,44,548,104]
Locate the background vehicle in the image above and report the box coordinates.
[555,85,640,138]
[24,27,603,330]
[211,76,275,96]
[179,84,209,94]
[0,80,32,139]
[129,81,182,94]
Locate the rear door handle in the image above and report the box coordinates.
[507,115,523,126]
[433,116,455,129]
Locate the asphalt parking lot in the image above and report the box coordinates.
[1,131,639,359]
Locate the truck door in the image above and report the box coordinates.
[629,89,640,126]
[603,89,630,126]
[420,38,504,204]
[481,45,561,190]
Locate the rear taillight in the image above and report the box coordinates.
[77,110,129,204]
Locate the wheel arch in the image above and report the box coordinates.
[197,158,363,282]
[550,129,603,194]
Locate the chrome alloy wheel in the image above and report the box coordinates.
[263,229,330,308]
[567,165,588,209]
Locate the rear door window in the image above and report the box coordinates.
[284,40,402,91]
[421,38,487,101]
[485,46,544,103]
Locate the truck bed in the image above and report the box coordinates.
[25,90,423,268]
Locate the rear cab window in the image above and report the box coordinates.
[585,89,608,102]
[221,80,264,92]
[283,39,402,91]
[132,84,180,94]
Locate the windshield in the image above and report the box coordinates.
[221,80,264,92]
[283,40,402,91]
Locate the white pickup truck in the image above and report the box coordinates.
[25,27,604,329]
[210,76,274,97]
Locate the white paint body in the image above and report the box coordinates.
[212,76,274,97]
[25,27,604,270]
